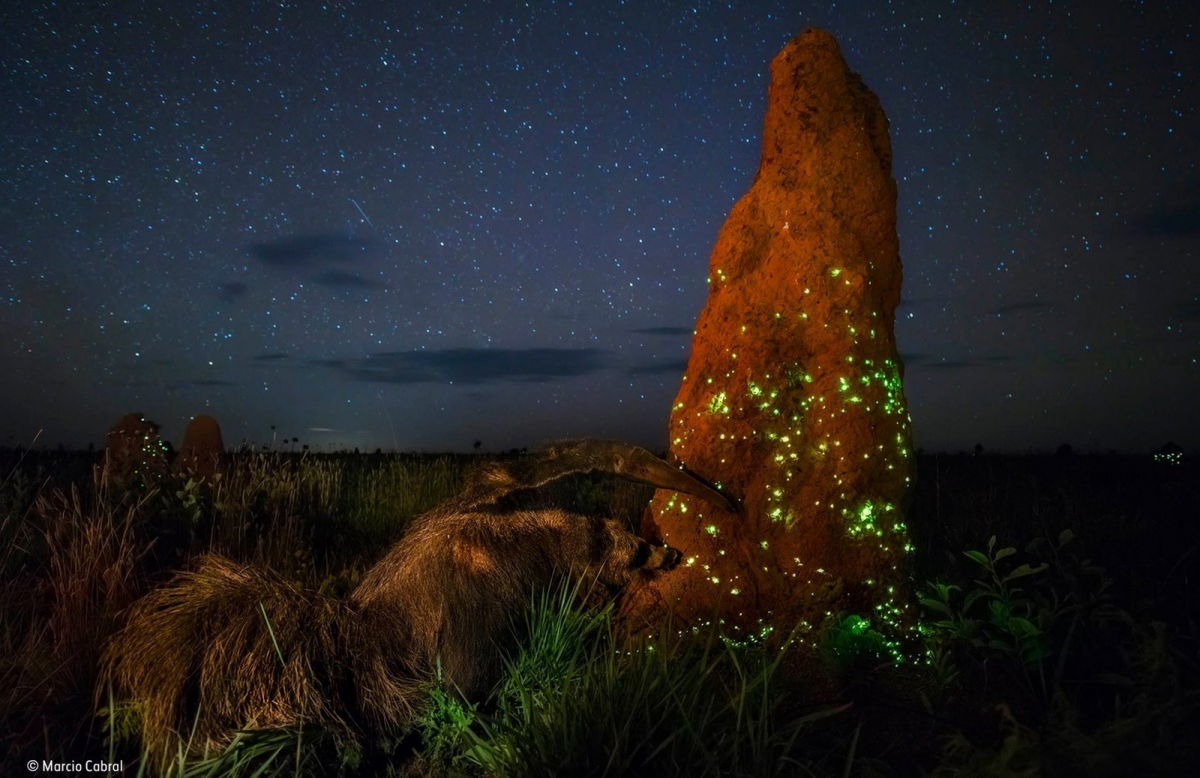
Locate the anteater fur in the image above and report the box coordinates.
[102,439,734,763]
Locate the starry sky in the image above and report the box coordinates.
[2,1,1196,454]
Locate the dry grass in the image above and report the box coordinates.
[1,474,152,765]
[100,553,421,768]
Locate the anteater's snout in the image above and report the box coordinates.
[659,545,682,571]
[632,541,684,572]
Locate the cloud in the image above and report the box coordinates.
[253,352,290,362]
[1135,183,1200,237]
[1177,300,1200,320]
[313,269,379,289]
[628,358,689,375]
[249,234,375,267]
[328,347,609,385]
[1139,204,1200,237]
[218,281,249,301]
[630,326,693,336]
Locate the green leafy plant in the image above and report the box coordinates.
[415,664,478,767]
[920,530,1200,776]
[175,476,208,529]
[921,533,1055,668]
[821,612,893,678]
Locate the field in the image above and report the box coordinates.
[1,447,1197,776]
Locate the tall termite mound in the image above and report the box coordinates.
[179,414,225,477]
[104,412,170,488]
[626,29,915,654]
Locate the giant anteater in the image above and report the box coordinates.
[102,439,734,762]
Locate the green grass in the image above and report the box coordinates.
[415,582,853,777]
[1,449,1197,776]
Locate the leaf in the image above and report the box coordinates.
[919,598,952,616]
[963,589,993,612]
[987,535,997,553]
[1002,562,1049,583]
[1058,528,1075,547]
[929,581,960,600]
[1022,640,1052,663]
[993,546,1017,562]
[989,600,1011,625]
[1007,617,1041,638]
[964,550,990,567]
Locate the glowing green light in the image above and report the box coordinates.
[705,524,719,536]
[706,391,730,415]
[847,500,887,538]
[830,267,842,277]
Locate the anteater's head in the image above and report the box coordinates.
[592,518,682,587]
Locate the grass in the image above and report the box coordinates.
[0,447,1197,776]
[414,582,853,777]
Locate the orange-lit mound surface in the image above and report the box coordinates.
[625,29,916,657]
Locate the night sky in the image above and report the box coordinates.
[2,1,1196,454]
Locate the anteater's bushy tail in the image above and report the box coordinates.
[101,554,421,764]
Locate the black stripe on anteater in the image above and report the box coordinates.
[587,516,612,565]
[629,540,651,569]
